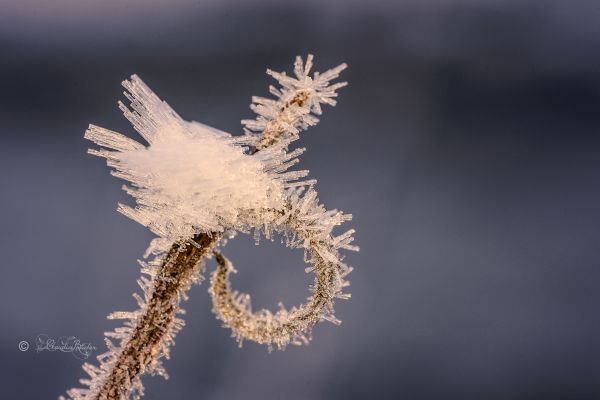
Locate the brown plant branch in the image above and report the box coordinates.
[95,234,218,399]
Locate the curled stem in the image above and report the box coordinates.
[210,247,336,350]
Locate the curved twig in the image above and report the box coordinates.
[209,189,357,350]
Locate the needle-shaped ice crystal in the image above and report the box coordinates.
[85,75,305,241]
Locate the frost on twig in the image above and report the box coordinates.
[63,235,218,400]
[210,187,358,350]
[63,55,355,400]
[242,54,347,150]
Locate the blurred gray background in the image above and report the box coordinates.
[1,0,600,399]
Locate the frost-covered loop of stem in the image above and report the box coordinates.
[209,188,358,350]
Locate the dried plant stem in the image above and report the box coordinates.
[254,89,314,151]
[66,55,351,399]
[96,234,218,400]
[209,193,355,350]
[210,248,335,348]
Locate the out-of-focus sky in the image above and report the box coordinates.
[1,1,599,399]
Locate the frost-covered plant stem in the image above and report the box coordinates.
[96,235,217,399]
[208,171,357,350]
[243,54,347,151]
[64,55,352,400]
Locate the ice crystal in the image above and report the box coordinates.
[63,55,355,400]
[85,76,309,241]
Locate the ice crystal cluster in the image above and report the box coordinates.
[63,55,357,400]
[86,76,299,241]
